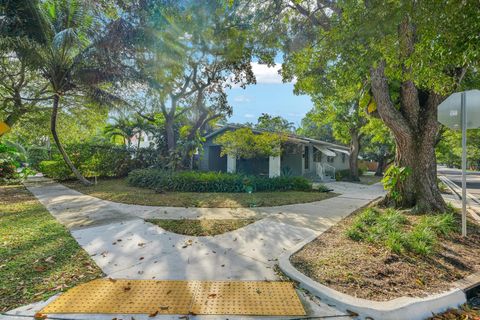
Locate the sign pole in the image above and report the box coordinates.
[461,91,467,237]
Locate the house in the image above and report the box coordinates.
[198,125,350,181]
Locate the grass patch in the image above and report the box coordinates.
[291,205,480,301]
[346,207,456,255]
[146,218,257,236]
[0,185,102,311]
[64,178,337,208]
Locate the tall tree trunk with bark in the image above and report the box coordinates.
[375,155,385,176]
[165,116,176,152]
[349,129,361,181]
[370,63,446,212]
[51,94,92,186]
[369,17,446,213]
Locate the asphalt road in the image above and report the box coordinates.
[438,166,480,200]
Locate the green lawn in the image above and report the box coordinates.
[147,218,257,236]
[64,178,337,208]
[0,185,103,312]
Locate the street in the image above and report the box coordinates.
[438,166,480,200]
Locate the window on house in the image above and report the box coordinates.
[342,153,346,163]
[327,156,334,163]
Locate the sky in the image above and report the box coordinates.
[225,62,313,127]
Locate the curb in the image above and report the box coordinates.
[279,232,473,320]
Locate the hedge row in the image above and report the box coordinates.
[38,143,161,180]
[127,169,315,193]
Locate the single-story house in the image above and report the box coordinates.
[198,125,350,181]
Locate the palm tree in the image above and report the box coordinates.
[3,0,132,185]
[104,115,148,148]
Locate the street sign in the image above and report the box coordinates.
[438,89,480,130]
[438,90,480,237]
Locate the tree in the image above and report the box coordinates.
[0,52,51,138]
[436,128,480,170]
[251,0,480,212]
[297,111,335,143]
[254,113,295,133]
[4,0,134,185]
[216,128,285,159]
[134,0,255,156]
[360,118,395,177]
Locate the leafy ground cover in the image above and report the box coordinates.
[146,218,257,236]
[0,185,102,311]
[291,206,480,301]
[65,178,337,208]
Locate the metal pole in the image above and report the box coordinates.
[461,91,467,237]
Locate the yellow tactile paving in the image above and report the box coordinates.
[41,279,306,316]
[41,279,197,315]
[191,280,306,316]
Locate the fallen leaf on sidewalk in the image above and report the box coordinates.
[148,310,158,317]
[33,312,47,319]
[160,306,169,310]
[207,293,217,298]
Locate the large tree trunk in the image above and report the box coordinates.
[369,17,446,213]
[370,62,446,212]
[165,116,175,152]
[51,94,92,186]
[349,130,361,181]
[375,155,385,176]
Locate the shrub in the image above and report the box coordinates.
[127,169,315,193]
[335,168,365,181]
[0,158,17,179]
[405,225,437,255]
[39,160,72,180]
[346,207,457,256]
[27,146,50,170]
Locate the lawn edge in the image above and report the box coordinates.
[278,198,480,320]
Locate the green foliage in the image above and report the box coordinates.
[215,128,285,159]
[39,160,72,180]
[335,168,364,181]
[253,113,295,133]
[346,207,456,256]
[127,169,315,193]
[37,143,161,180]
[27,146,50,170]
[436,128,480,169]
[0,142,33,181]
[382,166,412,202]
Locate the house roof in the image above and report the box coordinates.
[204,124,350,152]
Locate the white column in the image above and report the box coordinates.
[269,156,281,178]
[227,154,236,173]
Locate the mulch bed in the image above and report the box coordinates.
[291,208,480,301]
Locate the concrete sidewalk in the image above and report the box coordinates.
[3,177,384,319]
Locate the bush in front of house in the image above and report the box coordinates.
[126,169,317,193]
[39,160,72,180]
[38,142,147,180]
[335,168,364,181]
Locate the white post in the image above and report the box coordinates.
[227,154,236,173]
[269,156,281,178]
[461,92,467,237]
